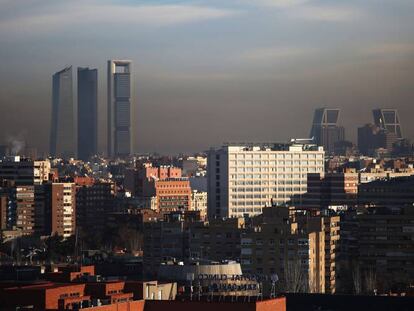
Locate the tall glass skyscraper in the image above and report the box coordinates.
[107,60,133,157]
[310,108,345,155]
[50,66,75,158]
[77,67,98,160]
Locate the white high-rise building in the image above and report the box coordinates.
[207,142,325,219]
[107,60,133,157]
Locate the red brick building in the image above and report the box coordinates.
[0,281,285,311]
[153,178,191,212]
[125,164,182,197]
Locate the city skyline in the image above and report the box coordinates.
[2,1,414,305]
[1,0,414,155]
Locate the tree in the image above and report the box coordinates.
[283,259,308,293]
[364,269,377,295]
[352,265,362,295]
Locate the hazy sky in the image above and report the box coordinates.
[1,0,414,155]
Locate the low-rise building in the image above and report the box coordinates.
[191,190,207,219]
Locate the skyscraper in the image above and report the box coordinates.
[357,109,403,156]
[107,60,133,158]
[372,108,403,139]
[309,108,345,155]
[50,66,75,158]
[77,67,98,160]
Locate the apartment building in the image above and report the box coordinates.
[143,212,243,277]
[43,182,76,238]
[125,164,182,197]
[293,211,340,293]
[208,142,324,218]
[340,206,414,293]
[358,175,414,207]
[296,169,414,209]
[76,180,115,233]
[0,156,50,185]
[191,190,207,219]
[297,171,359,208]
[153,178,192,212]
[188,217,244,261]
[240,207,326,293]
[15,185,36,235]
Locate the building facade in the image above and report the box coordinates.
[77,67,98,160]
[372,108,403,139]
[240,208,326,293]
[15,185,36,235]
[50,66,75,158]
[76,181,114,233]
[340,206,414,293]
[107,60,133,157]
[191,190,207,219]
[207,143,324,219]
[0,157,51,185]
[43,183,76,238]
[125,164,182,197]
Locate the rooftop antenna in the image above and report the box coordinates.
[186,273,195,301]
[270,274,279,298]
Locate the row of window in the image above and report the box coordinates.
[230,187,307,192]
[229,153,323,160]
[229,160,323,166]
[229,171,321,179]
[231,180,305,186]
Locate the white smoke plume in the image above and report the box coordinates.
[6,134,27,155]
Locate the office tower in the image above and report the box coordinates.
[207,142,325,219]
[50,66,75,158]
[77,67,98,160]
[107,60,133,158]
[372,108,403,139]
[310,108,345,155]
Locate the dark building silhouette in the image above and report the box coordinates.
[358,109,403,156]
[50,66,75,158]
[358,123,382,155]
[77,67,98,160]
[310,108,345,155]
